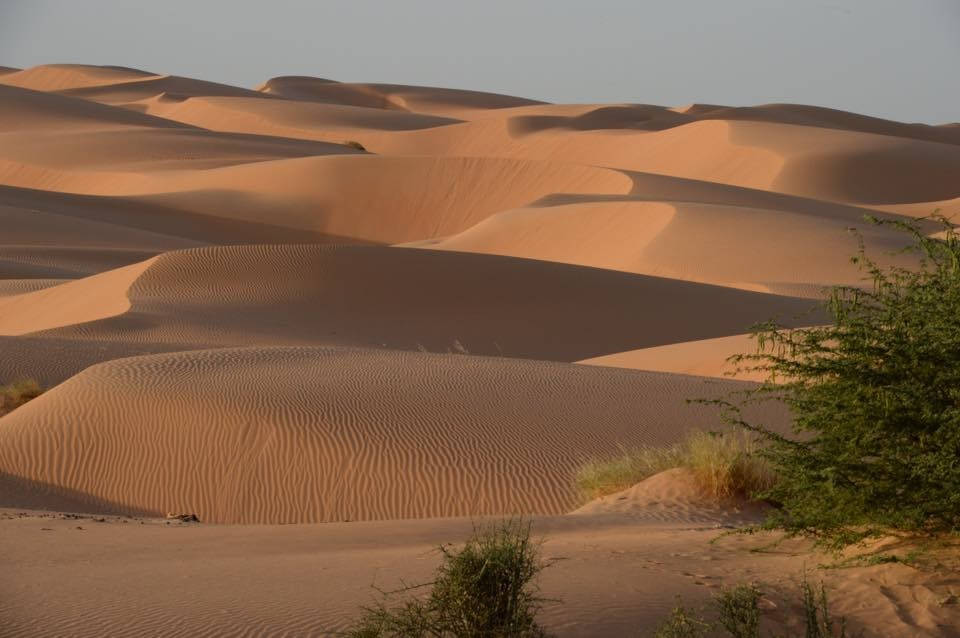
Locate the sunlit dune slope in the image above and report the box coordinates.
[417,198,925,294]
[578,334,763,381]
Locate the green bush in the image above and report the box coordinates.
[0,378,42,416]
[574,430,775,502]
[712,215,960,549]
[713,585,762,638]
[346,519,552,637]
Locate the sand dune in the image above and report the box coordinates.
[0,346,785,523]
[0,259,154,335]
[7,245,819,362]
[0,279,68,297]
[258,76,545,118]
[0,64,262,103]
[0,64,157,91]
[578,333,763,380]
[0,154,634,242]
[373,109,960,209]
[417,197,923,293]
[0,83,191,131]
[139,95,461,143]
[2,66,957,637]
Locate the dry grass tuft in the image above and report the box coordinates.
[575,430,776,502]
[0,378,43,416]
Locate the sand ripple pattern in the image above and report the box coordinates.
[0,346,783,523]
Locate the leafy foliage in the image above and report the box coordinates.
[711,215,960,549]
[713,585,762,638]
[345,519,552,637]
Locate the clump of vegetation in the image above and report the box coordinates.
[343,139,367,151]
[0,378,43,416]
[798,580,850,638]
[346,519,553,637]
[653,599,712,638]
[710,215,960,550]
[713,584,762,638]
[653,579,851,638]
[574,429,776,502]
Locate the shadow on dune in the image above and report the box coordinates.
[0,470,158,518]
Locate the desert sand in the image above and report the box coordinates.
[1,63,959,636]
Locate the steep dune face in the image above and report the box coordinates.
[0,259,154,335]
[0,347,782,523]
[0,66,952,528]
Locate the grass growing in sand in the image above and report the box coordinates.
[653,579,852,638]
[0,378,43,416]
[574,429,776,502]
[346,519,552,637]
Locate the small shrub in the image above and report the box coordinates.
[346,519,552,637]
[343,140,367,151]
[799,579,850,638]
[0,378,43,416]
[575,430,776,502]
[714,584,762,638]
[653,599,711,638]
[648,578,852,638]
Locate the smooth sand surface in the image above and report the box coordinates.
[2,63,958,636]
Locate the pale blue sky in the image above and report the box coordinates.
[1,0,957,124]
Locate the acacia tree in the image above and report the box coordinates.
[715,215,960,549]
